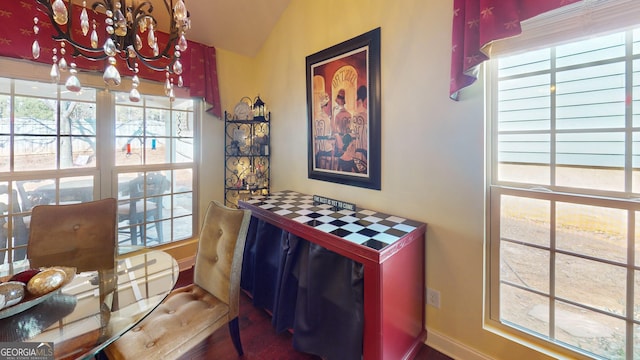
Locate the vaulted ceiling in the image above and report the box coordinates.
[184,0,290,57]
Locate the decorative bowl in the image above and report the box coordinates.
[0,281,25,311]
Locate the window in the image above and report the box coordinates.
[0,77,198,263]
[488,23,640,360]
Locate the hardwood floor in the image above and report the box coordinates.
[176,268,452,360]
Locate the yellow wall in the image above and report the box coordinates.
[209,0,565,359]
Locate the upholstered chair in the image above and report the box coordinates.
[27,198,118,272]
[104,200,252,360]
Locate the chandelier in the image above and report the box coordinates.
[32,0,190,102]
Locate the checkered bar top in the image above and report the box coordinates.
[243,190,423,250]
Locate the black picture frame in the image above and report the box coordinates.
[306,27,381,190]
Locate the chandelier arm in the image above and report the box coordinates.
[128,2,178,70]
[134,54,173,72]
[90,0,111,13]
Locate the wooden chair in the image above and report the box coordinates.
[27,198,118,273]
[104,200,252,360]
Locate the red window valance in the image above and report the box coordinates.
[449,0,581,100]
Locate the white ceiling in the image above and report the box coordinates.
[184,0,291,57]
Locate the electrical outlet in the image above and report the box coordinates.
[426,288,441,309]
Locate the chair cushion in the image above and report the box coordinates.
[105,284,230,360]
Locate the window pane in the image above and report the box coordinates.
[555,132,624,191]
[63,101,96,136]
[500,285,549,337]
[556,254,626,315]
[633,58,640,127]
[0,135,8,173]
[498,48,550,77]
[556,32,625,68]
[59,176,94,203]
[116,104,144,166]
[498,75,550,132]
[0,95,10,127]
[173,168,193,192]
[556,62,625,130]
[174,138,193,163]
[498,134,550,184]
[556,202,627,262]
[501,195,550,247]
[64,136,96,169]
[14,97,56,135]
[173,214,192,241]
[501,242,549,293]
[146,108,169,138]
[14,135,56,171]
[554,301,624,359]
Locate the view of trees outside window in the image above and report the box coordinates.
[114,93,195,247]
[490,28,640,359]
[0,78,197,263]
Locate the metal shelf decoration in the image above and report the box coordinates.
[224,97,270,208]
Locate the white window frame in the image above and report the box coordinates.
[0,59,200,261]
[486,1,640,359]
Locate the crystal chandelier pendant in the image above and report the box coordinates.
[52,0,68,25]
[80,2,90,36]
[58,56,68,72]
[129,87,141,103]
[50,49,60,83]
[168,80,175,102]
[178,34,188,51]
[58,42,68,72]
[152,40,159,57]
[129,66,141,102]
[174,0,187,21]
[50,63,60,83]
[103,57,121,86]
[164,72,172,96]
[90,21,99,48]
[114,3,127,37]
[135,34,143,51]
[172,60,183,75]
[105,9,114,35]
[65,63,82,92]
[32,17,40,59]
[148,25,155,47]
[104,38,117,57]
[32,40,40,59]
[178,75,183,88]
[138,18,147,33]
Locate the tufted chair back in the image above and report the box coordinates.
[104,200,251,360]
[27,198,117,273]
[194,200,251,320]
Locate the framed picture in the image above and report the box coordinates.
[306,27,381,190]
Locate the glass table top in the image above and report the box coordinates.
[0,249,178,359]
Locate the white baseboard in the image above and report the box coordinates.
[426,328,493,360]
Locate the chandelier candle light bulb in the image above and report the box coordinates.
[33,0,191,102]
